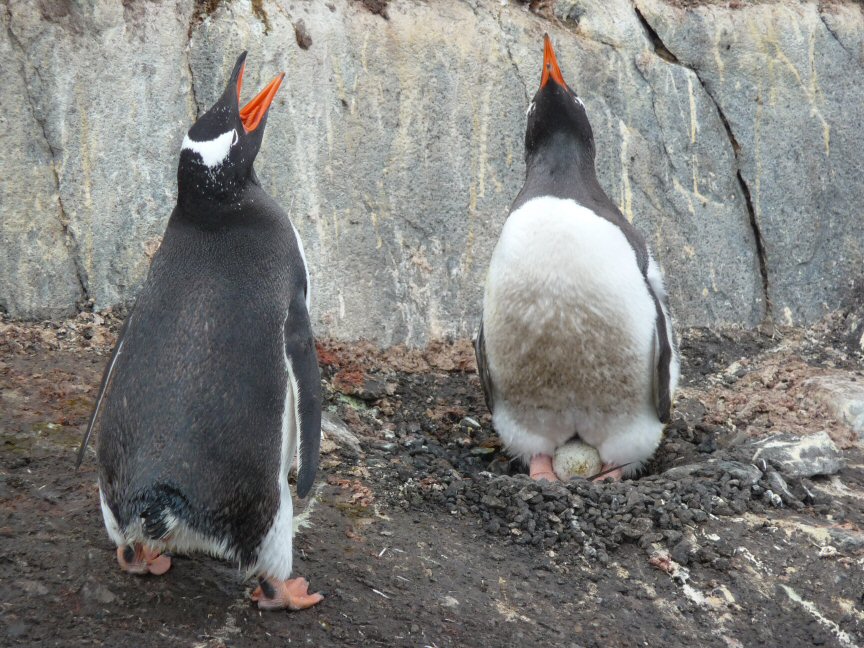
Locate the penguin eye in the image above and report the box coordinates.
[231,129,239,147]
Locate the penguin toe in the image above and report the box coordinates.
[592,463,625,483]
[116,545,148,574]
[253,577,324,611]
[146,552,172,575]
[115,544,172,576]
[528,454,561,482]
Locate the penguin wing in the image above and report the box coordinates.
[474,319,495,414]
[75,315,133,468]
[649,291,674,424]
[284,290,322,498]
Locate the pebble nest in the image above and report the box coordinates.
[377,412,846,565]
[324,335,853,569]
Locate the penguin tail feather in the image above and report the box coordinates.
[136,486,189,541]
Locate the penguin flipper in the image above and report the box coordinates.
[75,315,133,468]
[284,291,322,499]
[650,296,673,424]
[474,319,495,414]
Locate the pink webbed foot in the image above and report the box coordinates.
[251,577,323,611]
[529,454,560,482]
[592,463,626,483]
[116,544,171,575]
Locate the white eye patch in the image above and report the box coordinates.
[181,128,237,169]
[526,101,536,117]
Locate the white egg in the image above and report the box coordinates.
[553,440,602,479]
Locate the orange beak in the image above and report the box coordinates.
[236,62,285,133]
[540,34,566,89]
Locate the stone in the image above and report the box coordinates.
[828,527,864,554]
[714,461,763,487]
[2,0,862,338]
[662,460,762,487]
[80,582,117,605]
[805,375,864,439]
[670,539,694,566]
[5,620,28,640]
[16,580,48,596]
[661,463,702,480]
[750,432,844,479]
[765,471,800,507]
[321,412,362,457]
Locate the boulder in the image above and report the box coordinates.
[805,375,864,439]
[750,431,843,479]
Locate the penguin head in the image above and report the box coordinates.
[178,52,284,203]
[524,35,595,165]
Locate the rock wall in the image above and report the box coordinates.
[2,0,862,344]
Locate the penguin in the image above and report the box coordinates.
[475,35,679,482]
[76,52,323,610]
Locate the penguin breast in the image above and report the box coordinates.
[482,196,656,412]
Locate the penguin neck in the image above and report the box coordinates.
[526,132,598,187]
[176,180,256,226]
[175,163,268,225]
[517,133,605,209]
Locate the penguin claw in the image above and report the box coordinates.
[116,544,172,576]
[252,577,324,611]
[592,463,625,483]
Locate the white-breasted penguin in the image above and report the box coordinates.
[475,35,680,482]
[76,53,323,610]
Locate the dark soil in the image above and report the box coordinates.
[1,311,863,647]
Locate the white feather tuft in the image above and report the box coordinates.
[181,130,235,169]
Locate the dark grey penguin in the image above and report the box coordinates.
[475,35,679,482]
[77,52,323,610]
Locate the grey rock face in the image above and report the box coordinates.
[1,7,81,317]
[3,0,196,315]
[636,0,864,326]
[1,0,862,342]
[750,431,843,479]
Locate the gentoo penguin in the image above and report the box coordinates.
[76,53,323,610]
[475,35,679,482]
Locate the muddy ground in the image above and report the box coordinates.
[1,308,863,647]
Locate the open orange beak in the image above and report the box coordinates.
[540,34,566,89]
[235,62,285,133]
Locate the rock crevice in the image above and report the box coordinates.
[633,1,771,322]
[2,2,86,313]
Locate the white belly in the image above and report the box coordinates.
[482,196,656,415]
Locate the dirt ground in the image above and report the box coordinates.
[1,307,863,647]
